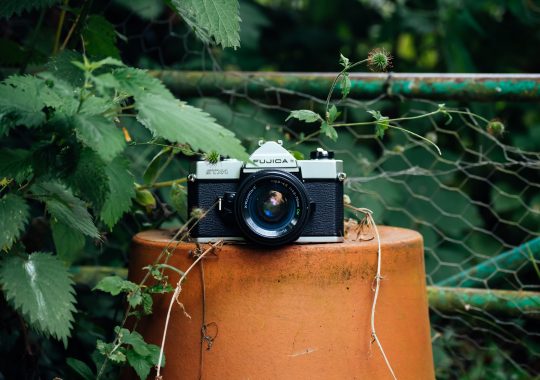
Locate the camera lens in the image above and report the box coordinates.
[234,170,310,246]
[254,183,294,224]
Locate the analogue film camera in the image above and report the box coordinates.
[187,141,346,246]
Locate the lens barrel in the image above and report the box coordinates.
[234,170,310,246]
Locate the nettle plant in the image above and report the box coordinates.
[0,1,246,378]
[287,49,503,152]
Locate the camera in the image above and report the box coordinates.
[187,141,346,246]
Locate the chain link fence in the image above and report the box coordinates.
[110,4,540,379]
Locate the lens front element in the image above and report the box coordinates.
[235,171,310,246]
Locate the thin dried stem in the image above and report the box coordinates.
[345,204,397,380]
[155,240,223,378]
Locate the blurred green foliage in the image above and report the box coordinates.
[1,0,540,379]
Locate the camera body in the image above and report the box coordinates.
[187,141,345,246]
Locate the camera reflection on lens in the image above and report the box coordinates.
[259,190,287,222]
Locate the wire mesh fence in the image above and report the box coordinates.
[109,5,540,379]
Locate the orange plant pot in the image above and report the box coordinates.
[129,227,434,379]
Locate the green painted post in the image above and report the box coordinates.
[437,237,540,288]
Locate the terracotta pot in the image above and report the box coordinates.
[129,227,434,379]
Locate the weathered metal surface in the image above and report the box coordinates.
[438,237,540,288]
[151,71,540,101]
[428,286,540,319]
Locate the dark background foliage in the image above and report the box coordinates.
[1,0,540,379]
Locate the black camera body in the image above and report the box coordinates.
[187,141,346,246]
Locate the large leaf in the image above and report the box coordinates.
[51,220,85,264]
[100,157,135,229]
[65,149,110,211]
[73,115,126,161]
[111,67,173,99]
[171,0,241,49]
[0,148,32,182]
[110,68,247,159]
[0,0,59,18]
[0,252,76,345]
[0,76,46,129]
[82,15,120,59]
[33,182,100,238]
[0,194,30,251]
[136,94,248,160]
[66,357,95,380]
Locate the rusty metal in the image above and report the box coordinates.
[151,71,540,101]
[428,286,540,319]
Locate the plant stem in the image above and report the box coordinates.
[59,0,93,51]
[345,204,396,380]
[52,0,69,55]
[324,59,369,116]
[388,124,442,155]
[137,178,187,190]
[155,240,223,378]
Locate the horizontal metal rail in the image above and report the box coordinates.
[72,266,540,317]
[438,237,540,288]
[428,286,540,319]
[152,71,540,101]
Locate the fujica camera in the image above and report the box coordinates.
[187,141,346,246]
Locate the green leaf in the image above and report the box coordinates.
[127,288,143,308]
[339,53,350,68]
[141,293,153,315]
[289,150,305,160]
[33,182,100,238]
[126,349,153,380]
[0,252,76,345]
[170,182,188,221]
[135,188,156,211]
[135,93,248,160]
[0,76,46,129]
[94,276,137,296]
[46,50,85,87]
[375,121,389,138]
[82,15,120,59]
[73,115,126,161]
[286,109,322,123]
[65,149,110,211]
[339,73,351,99]
[321,121,338,141]
[0,194,30,251]
[51,220,85,264]
[97,340,127,363]
[327,105,341,123]
[171,0,241,49]
[110,68,247,160]
[125,335,164,380]
[111,68,172,99]
[368,110,390,138]
[100,157,135,229]
[0,0,59,18]
[0,148,32,182]
[121,329,151,356]
[143,147,172,185]
[66,357,95,380]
